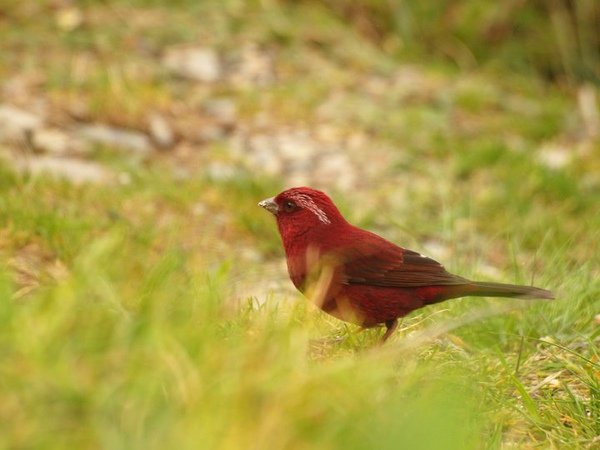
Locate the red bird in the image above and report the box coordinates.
[259,187,554,341]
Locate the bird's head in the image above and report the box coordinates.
[258,187,345,241]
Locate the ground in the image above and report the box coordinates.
[0,1,599,449]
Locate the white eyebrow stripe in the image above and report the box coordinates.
[292,194,331,224]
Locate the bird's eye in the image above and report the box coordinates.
[283,200,296,212]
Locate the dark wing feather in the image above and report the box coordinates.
[338,236,468,288]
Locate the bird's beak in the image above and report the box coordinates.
[258,197,278,215]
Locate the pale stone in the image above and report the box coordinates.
[163,46,221,82]
[78,124,153,155]
[11,155,111,184]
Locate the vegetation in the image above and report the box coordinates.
[0,1,599,448]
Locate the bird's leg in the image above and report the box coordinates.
[381,319,398,342]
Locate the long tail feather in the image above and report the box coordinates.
[468,281,554,300]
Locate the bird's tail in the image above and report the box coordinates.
[467,281,554,300]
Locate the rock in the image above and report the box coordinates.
[278,130,318,160]
[55,6,84,32]
[78,124,153,155]
[244,134,283,175]
[205,162,238,180]
[33,129,68,154]
[316,152,356,190]
[2,77,37,103]
[32,128,90,156]
[346,131,367,150]
[422,239,451,260]
[537,143,571,169]
[163,46,221,82]
[9,155,111,184]
[228,127,362,190]
[0,105,43,142]
[148,113,175,149]
[197,123,228,142]
[578,84,600,138]
[228,44,274,87]
[203,98,237,124]
[66,98,91,121]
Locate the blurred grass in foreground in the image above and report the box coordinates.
[0,170,485,450]
[0,237,484,450]
[0,165,599,449]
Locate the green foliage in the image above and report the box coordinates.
[0,0,599,448]
[0,209,487,449]
[0,156,599,448]
[294,0,600,83]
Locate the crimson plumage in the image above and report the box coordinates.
[259,187,554,341]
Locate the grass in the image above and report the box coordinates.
[0,160,598,449]
[1,1,600,449]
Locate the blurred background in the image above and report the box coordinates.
[2,0,599,189]
[0,1,599,449]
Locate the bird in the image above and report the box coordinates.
[258,187,554,341]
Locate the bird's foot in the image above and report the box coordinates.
[381,319,399,343]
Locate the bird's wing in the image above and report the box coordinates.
[337,237,469,288]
